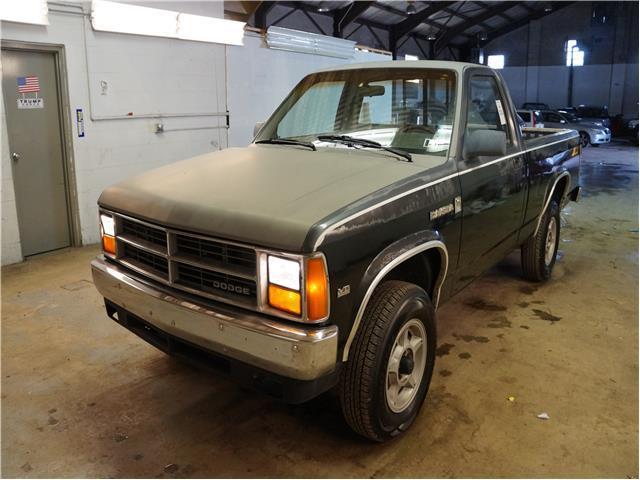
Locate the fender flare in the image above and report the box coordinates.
[341,232,449,362]
[533,171,571,236]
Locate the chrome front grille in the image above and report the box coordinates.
[174,232,255,276]
[108,212,258,307]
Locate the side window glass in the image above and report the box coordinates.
[463,76,509,162]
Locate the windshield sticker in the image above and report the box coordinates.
[496,100,507,125]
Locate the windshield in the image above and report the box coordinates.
[256,68,457,158]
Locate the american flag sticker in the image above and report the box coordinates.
[17,76,40,94]
[16,76,44,109]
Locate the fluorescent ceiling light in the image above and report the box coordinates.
[405,54,419,61]
[266,26,356,59]
[177,13,244,46]
[91,0,178,38]
[0,0,48,25]
[90,0,245,45]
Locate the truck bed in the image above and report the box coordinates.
[521,127,577,149]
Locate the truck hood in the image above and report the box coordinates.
[98,145,426,251]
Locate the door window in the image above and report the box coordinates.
[463,76,510,162]
[544,112,564,123]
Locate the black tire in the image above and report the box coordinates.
[339,280,437,442]
[579,131,590,148]
[521,199,560,282]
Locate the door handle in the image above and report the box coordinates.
[11,152,20,162]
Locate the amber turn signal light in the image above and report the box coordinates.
[306,257,329,321]
[102,235,116,255]
[268,284,301,315]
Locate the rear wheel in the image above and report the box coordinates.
[521,200,560,282]
[339,281,436,442]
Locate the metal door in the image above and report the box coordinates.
[2,49,71,256]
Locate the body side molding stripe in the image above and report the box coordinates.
[341,240,449,362]
[313,133,576,250]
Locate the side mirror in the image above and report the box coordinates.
[464,129,507,159]
[253,121,265,138]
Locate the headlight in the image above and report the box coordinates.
[265,253,329,322]
[99,213,116,255]
[100,213,115,236]
[268,255,300,290]
[267,255,302,315]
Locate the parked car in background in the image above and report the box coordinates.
[517,109,545,128]
[574,105,611,128]
[521,102,549,110]
[625,118,639,144]
[541,110,611,147]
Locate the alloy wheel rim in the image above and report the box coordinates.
[385,318,427,413]
[544,216,557,266]
[580,133,589,147]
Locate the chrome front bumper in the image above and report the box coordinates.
[91,257,338,381]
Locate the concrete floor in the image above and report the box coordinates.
[2,142,638,478]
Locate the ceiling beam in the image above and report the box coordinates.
[252,1,276,29]
[370,1,463,36]
[392,1,456,40]
[333,1,374,37]
[434,2,520,54]
[478,1,576,46]
[277,1,389,32]
[474,1,515,22]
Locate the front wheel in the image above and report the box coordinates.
[339,280,436,442]
[579,131,591,148]
[521,200,560,282]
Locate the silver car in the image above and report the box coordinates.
[542,110,611,147]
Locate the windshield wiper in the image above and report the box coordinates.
[317,135,412,162]
[255,138,316,151]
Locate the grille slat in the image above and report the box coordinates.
[122,244,169,278]
[122,219,167,248]
[175,234,256,271]
[112,213,258,307]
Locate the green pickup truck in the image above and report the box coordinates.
[92,61,581,441]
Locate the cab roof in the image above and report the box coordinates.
[316,60,491,74]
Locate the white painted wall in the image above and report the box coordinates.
[226,33,390,147]
[0,91,22,263]
[1,1,227,264]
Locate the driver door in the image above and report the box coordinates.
[453,71,527,292]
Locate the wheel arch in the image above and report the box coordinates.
[534,171,571,236]
[341,232,448,362]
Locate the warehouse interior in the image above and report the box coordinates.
[1,0,638,477]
